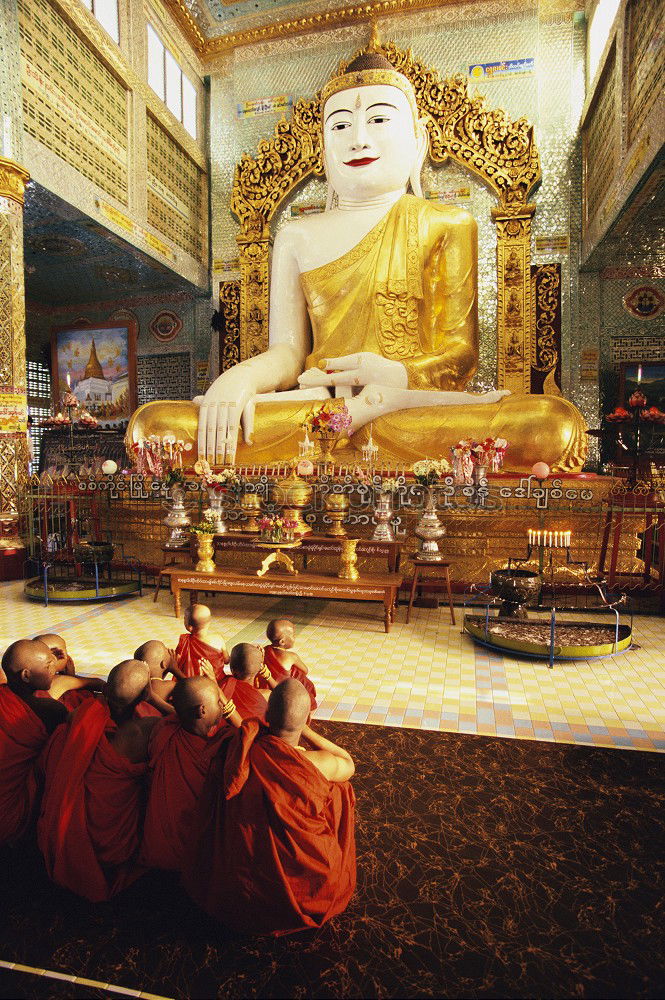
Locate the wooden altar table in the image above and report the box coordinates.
[160,565,402,632]
[213,532,402,573]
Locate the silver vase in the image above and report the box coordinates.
[372,492,395,541]
[414,486,444,561]
[164,485,191,548]
[203,486,227,535]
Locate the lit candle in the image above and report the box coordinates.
[66,372,71,388]
[637,365,642,384]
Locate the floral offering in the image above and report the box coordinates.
[412,458,451,487]
[450,440,473,484]
[305,401,352,437]
[258,513,298,543]
[194,459,241,493]
[132,434,192,477]
[471,437,508,473]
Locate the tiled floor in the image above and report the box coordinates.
[4,579,665,752]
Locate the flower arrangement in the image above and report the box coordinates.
[379,477,400,494]
[131,434,193,477]
[470,437,508,472]
[193,459,241,493]
[190,516,217,535]
[257,513,298,543]
[412,458,451,487]
[305,400,353,436]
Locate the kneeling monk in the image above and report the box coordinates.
[184,678,356,935]
[175,604,229,683]
[140,676,239,871]
[37,659,156,901]
[260,618,317,712]
[221,643,272,721]
[0,639,68,844]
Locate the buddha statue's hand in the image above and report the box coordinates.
[196,367,257,465]
[298,352,408,391]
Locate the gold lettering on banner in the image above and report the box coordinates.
[231,41,541,392]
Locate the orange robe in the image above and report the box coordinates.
[0,687,48,844]
[184,718,356,935]
[37,698,146,902]
[176,633,226,682]
[258,646,318,712]
[219,675,267,721]
[141,715,232,871]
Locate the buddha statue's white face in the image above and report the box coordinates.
[322,84,424,202]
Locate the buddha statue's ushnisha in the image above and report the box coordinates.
[127,50,587,472]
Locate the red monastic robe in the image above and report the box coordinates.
[134,699,163,718]
[35,686,94,711]
[141,715,232,871]
[184,718,356,935]
[0,687,48,844]
[37,698,146,901]
[258,646,318,712]
[219,675,267,721]
[176,633,226,682]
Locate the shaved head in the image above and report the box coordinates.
[171,676,223,736]
[1,639,57,691]
[34,632,67,653]
[105,659,150,721]
[185,603,211,631]
[134,640,169,677]
[229,643,263,682]
[266,677,311,736]
[266,618,295,647]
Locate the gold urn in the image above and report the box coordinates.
[270,470,313,535]
[324,492,349,537]
[240,491,262,533]
[338,537,359,580]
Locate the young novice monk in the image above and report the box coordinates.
[0,639,68,845]
[140,676,241,872]
[217,643,272,721]
[261,619,317,711]
[184,678,356,935]
[176,604,229,683]
[134,639,183,716]
[32,633,104,708]
[38,659,157,902]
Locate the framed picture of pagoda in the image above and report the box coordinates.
[51,322,137,428]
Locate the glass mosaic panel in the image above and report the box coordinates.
[626,0,665,148]
[583,44,617,228]
[146,112,206,260]
[137,351,192,404]
[17,0,128,204]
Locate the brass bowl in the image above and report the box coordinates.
[270,471,313,507]
[490,568,542,619]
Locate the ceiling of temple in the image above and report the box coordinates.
[23,184,201,307]
[180,0,373,39]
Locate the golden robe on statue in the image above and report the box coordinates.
[128,195,587,472]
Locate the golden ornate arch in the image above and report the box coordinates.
[227,41,542,394]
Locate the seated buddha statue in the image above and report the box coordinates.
[127,51,587,473]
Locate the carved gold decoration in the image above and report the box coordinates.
[0,157,30,206]
[219,280,241,372]
[492,207,535,393]
[230,41,541,390]
[531,263,562,395]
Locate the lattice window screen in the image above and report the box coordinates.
[146,113,205,260]
[584,46,617,225]
[137,352,192,405]
[627,0,665,146]
[27,359,52,469]
[18,0,128,204]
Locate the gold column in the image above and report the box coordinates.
[492,205,535,394]
[0,156,30,544]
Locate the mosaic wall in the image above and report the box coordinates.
[137,351,192,404]
[17,0,129,204]
[626,0,664,148]
[209,2,587,408]
[146,113,207,261]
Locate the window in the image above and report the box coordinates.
[79,0,119,44]
[27,361,52,472]
[587,0,621,84]
[147,24,197,138]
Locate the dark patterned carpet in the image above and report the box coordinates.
[1,722,664,999]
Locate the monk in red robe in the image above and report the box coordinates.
[37,659,157,901]
[134,639,184,716]
[184,678,356,935]
[34,632,76,675]
[217,643,272,721]
[0,640,68,844]
[260,619,317,712]
[175,604,229,683]
[140,676,240,871]
[28,633,104,709]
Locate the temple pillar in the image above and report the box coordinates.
[237,216,271,359]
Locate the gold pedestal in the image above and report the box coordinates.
[338,537,359,580]
[195,533,216,572]
[270,471,313,535]
[240,492,261,533]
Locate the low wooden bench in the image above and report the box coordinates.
[160,565,402,633]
